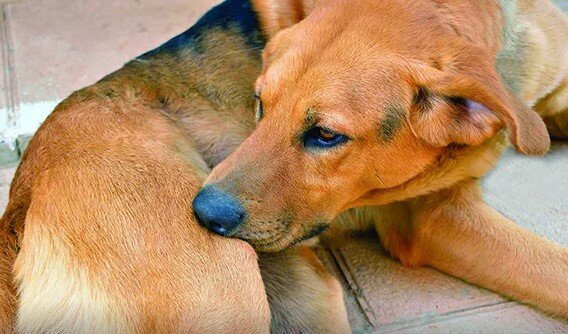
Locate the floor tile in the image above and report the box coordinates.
[0,6,7,136]
[553,0,568,12]
[385,303,568,334]
[0,184,9,212]
[0,165,15,186]
[483,143,568,246]
[331,236,506,330]
[0,166,16,211]
[0,5,18,161]
[6,0,221,136]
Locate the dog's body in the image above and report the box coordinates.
[0,0,567,332]
[199,0,568,319]
[0,1,349,332]
[325,0,568,315]
[500,0,568,134]
[0,2,272,332]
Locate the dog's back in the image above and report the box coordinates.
[497,0,568,107]
[0,0,270,332]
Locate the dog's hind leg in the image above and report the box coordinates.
[376,178,568,317]
[0,193,27,333]
[259,246,351,334]
[0,224,17,333]
[8,99,270,333]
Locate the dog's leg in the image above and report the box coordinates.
[259,246,351,334]
[375,179,568,317]
[0,199,24,334]
[0,227,16,333]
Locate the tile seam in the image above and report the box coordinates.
[1,3,20,151]
[329,246,379,327]
[374,301,516,334]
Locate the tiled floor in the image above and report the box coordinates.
[325,144,568,332]
[0,0,567,333]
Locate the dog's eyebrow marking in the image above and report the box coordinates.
[379,104,405,143]
[293,108,319,145]
[304,108,318,127]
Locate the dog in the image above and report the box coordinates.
[0,0,350,332]
[195,0,568,319]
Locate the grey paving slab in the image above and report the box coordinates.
[6,0,221,137]
[0,5,18,164]
[0,166,15,211]
[0,165,15,186]
[552,0,568,12]
[483,143,568,247]
[0,184,9,212]
[332,237,507,331]
[0,6,8,136]
[385,303,568,334]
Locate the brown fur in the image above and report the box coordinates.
[259,246,350,333]
[201,0,568,318]
[0,27,350,333]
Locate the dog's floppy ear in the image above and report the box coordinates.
[410,47,550,155]
[252,0,316,38]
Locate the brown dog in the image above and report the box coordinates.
[0,0,350,332]
[196,0,568,319]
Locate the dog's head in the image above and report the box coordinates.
[194,0,550,251]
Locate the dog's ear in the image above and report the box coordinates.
[252,0,316,38]
[410,47,550,155]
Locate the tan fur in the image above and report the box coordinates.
[0,28,310,333]
[10,94,270,333]
[0,233,16,332]
[201,0,568,318]
[0,19,353,333]
[259,246,350,333]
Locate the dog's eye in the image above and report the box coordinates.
[303,126,349,149]
[254,93,263,121]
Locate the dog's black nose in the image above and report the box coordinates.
[193,185,245,236]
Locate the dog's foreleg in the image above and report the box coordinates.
[377,179,568,317]
[258,246,351,334]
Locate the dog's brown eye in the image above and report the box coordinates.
[318,128,336,140]
[303,126,349,149]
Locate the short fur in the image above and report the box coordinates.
[0,0,350,332]
[202,0,568,318]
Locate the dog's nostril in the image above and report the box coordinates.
[193,185,246,236]
[208,222,229,236]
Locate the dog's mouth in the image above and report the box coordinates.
[234,222,297,252]
[291,224,330,244]
[234,220,331,252]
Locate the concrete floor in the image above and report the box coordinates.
[0,0,567,333]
